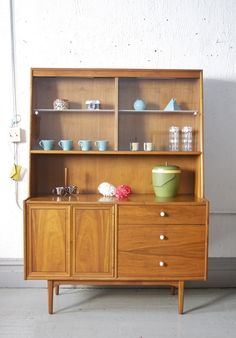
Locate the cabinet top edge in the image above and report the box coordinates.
[25,194,208,205]
[31,68,203,79]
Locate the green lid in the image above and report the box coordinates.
[152,164,181,174]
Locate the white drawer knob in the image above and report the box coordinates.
[159,261,165,267]
[160,211,166,217]
[159,234,165,240]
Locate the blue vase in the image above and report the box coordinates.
[133,99,146,110]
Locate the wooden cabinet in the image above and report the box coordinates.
[25,202,115,280]
[24,68,209,314]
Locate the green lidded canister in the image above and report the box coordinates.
[152,164,181,197]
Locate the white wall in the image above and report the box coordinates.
[1,0,236,258]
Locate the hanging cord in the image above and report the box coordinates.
[9,0,22,210]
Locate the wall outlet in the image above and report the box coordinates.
[9,127,21,142]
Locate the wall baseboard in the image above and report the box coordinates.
[0,258,235,288]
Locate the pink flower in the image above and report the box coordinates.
[115,185,132,199]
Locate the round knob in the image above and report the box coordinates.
[159,261,165,267]
[160,211,166,217]
[159,234,165,240]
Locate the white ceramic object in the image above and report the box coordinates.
[98,182,116,197]
[53,98,69,110]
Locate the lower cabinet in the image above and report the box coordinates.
[25,203,115,280]
[24,198,208,314]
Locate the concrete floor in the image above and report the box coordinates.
[0,287,236,338]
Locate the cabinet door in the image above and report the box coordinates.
[72,206,115,278]
[26,205,70,278]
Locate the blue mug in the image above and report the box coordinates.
[78,140,92,151]
[95,140,108,151]
[39,139,55,150]
[58,139,73,150]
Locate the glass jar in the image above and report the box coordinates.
[169,126,179,151]
[181,126,192,151]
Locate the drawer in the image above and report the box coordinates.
[118,224,207,278]
[118,254,205,279]
[118,204,206,225]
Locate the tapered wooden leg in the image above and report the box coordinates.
[48,280,54,314]
[55,283,59,296]
[178,281,184,314]
[171,286,176,295]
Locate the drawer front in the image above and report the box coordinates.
[118,224,207,278]
[118,205,206,225]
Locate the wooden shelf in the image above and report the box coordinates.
[30,150,202,155]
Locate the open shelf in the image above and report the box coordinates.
[30,150,202,155]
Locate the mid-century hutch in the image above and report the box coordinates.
[24,68,209,314]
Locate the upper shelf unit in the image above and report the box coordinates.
[30,68,203,152]
[29,68,204,197]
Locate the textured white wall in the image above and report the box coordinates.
[0,0,236,258]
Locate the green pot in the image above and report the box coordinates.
[152,164,181,197]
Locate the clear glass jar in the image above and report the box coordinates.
[181,126,192,151]
[169,126,179,151]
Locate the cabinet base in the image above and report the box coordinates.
[47,280,184,315]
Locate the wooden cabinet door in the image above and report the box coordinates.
[72,206,115,278]
[25,205,70,278]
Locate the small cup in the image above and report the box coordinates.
[95,140,108,151]
[144,142,154,151]
[52,186,66,196]
[58,139,73,151]
[130,142,139,151]
[39,139,55,150]
[78,140,92,151]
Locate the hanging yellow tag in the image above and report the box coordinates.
[10,164,22,181]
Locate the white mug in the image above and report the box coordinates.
[130,142,139,151]
[144,142,154,151]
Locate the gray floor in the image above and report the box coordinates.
[0,287,236,338]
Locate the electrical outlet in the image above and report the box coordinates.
[9,127,21,142]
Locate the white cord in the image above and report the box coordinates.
[9,0,22,210]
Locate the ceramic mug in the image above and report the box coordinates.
[58,139,73,150]
[144,142,154,151]
[78,140,92,151]
[95,140,108,151]
[130,142,139,151]
[39,139,55,150]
